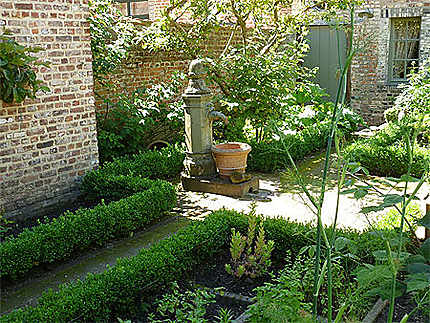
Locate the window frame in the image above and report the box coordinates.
[116,0,149,20]
[388,17,421,84]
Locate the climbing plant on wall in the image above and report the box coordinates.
[0,30,49,104]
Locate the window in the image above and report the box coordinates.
[389,17,421,82]
[116,0,149,19]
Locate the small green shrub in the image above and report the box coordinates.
[344,123,430,177]
[0,181,176,280]
[384,106,401,123]
[0,210,391,322]
[225,205,274,279]
[248,122,331,172]
[81,173,168,203]
[96,78,185,163]
[344,138,430,178]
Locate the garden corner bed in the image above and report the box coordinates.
[0,209,395,322]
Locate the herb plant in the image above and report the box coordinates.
[225,203,274,279]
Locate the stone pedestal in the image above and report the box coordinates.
[182,175,259,198]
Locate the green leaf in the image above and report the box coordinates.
[406,254,427,264]
[406,274,430,293]
[419,238,430,261]
[418,211,430,230]
[381,194,403,207]
[354,189,368,199]
[334,237,349,251]
[360,206,384,214]
[407,263,430,274]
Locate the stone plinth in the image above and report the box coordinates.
[182,175,259,198]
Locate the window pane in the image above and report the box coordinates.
[392,60,405,79]
[393,20,407,40]
[406,60,419,75]
[407,19,420,39]
[406,41,419,60]
[393,41,407,59]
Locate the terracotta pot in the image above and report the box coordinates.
[212,142,251,179]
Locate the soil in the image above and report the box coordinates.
[376,295,429,323]
[134,250,285,322]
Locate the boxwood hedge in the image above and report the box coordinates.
[248,123,332,172]
[0,181,176,280]
[344,124,430,178]
[0,210,390,322]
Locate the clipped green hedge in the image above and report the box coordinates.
[0,181,176,280]
[81,174,168,203]
[97,145,185,180]
[248,123,332,172]
[345,124,430,178]
[1,210,389,322]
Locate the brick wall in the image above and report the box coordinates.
[351,0,430,125]
[0,0,99,220]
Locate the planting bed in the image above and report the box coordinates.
[0,210,391,322]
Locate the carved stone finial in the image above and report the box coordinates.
[184,59,211,95]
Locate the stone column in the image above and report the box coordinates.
[182,59,217,178]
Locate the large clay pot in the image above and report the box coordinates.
[212,142,251,179]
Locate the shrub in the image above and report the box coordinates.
[247,122,331,172]
[0,181,176,280]
[96,79,185,163]
[90,145,185,181]
[384,106,400,123]
[81,174,169,203]
[0,210,391,322]
[344,124,430,178]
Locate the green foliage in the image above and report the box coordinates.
[344,124,430,177]
[384,106,401,124]
[0,30,49,103]
[247,252,313,323]
[0,182,176,280]
[88,0,137,81]
[0,209,389,322]
[148,283,218,323]
[225,204,274,279]
[248,122,332,172]
[207,42,315,142]
[83,146,184,195]
[97,76,185,163]
[374,203,422,231]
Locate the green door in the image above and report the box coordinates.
[304,25,347,102]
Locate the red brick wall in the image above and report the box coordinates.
[0,0,99,220]
[351,1,430,125]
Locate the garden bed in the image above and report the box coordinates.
[0,210,391,322]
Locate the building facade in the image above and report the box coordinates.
[351,1,430,125]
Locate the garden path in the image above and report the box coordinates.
[176,150,430,232]
[0,217,190,315]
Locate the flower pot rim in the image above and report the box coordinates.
[211,142,251,154]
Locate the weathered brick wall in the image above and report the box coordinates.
[351,1,430,125]
[0,0,98,220]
